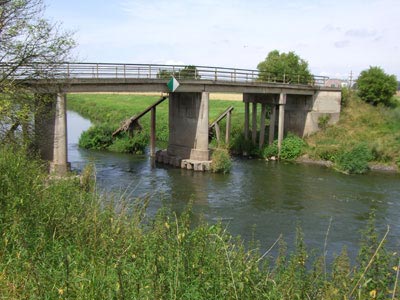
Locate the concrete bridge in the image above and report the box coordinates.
[20,62,341,174]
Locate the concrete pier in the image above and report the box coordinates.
[168,92,210,161]
[35,93,69,175]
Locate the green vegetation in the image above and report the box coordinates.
[1,146,399,299]
[210,148,232,173]
[0,0,74,145]
[357,67,398,106]
[257,50,313,84]
[306,93,400,173]
[264,133,306,160]
[157,65,200,79]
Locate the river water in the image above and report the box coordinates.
[67,110,400,260]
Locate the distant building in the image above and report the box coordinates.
[325,78,348,88]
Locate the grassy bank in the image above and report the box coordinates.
[1,146,399,299]
[305,94,400,173]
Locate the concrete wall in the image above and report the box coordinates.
[302,90,341,136]
[168,92,210,161]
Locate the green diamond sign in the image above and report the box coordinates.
[167,76,180,92]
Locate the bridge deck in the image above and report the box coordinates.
[8,62,340,94]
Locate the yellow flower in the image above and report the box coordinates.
[58,288,64,295]
[393,266,399,271]
[369,289,376,299]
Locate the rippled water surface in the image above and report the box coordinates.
[67,110,400,259]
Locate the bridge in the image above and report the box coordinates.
[15,62,341,174]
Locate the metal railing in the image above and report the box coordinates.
[1,62,329,86]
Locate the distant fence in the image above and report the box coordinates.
[1,62,329,86]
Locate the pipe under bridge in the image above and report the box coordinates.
[11,62,341,174]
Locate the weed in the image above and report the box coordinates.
[211,148,232,174]
[335,143,373,174]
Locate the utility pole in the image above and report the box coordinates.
[349,70,353,90]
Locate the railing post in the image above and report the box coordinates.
[195,68,197,79]
[234,69,237,82]
[214,68,217,81]
[66,64,70,78]
[123,64,126,79]
[96,64,99,78]
[149,65,151,79]
[115,66,118,78]
[283,73,286,83]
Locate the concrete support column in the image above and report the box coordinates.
[259,103,267,149]
[168,92,209,161]
[252,102,257,144]
[277,93,286,158]
[50,93,68,175]
[244,101,249,140]
[269,105,276,145]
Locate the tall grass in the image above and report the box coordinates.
[306,95,400,172]
[1,146,399,299]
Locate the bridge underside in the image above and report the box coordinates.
[32,80,341,174]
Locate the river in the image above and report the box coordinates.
[67,110,400,260]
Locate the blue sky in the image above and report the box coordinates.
[44,0,400,79]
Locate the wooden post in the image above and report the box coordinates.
[269,105,276,145]
[150,106,156,157]
[215,123,221,144]
[252,102,257,144]
[277,93,286,158]
[259,103,267,149]
[244,101,249,140]
[225,110,231,145]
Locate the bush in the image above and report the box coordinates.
[263,133,305,160]
[357,66,397,106]
[108,132,148,154]
[79,124,114,150]
[210,148,232,173]
[335,144,373,174]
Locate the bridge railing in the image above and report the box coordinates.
[2,62,329,86]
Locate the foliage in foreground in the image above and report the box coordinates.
[1,146,399,299]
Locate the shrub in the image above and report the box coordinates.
[357,66,397,106]
[263,133,305,160]
[318,114,331,130]
[210,148,232,173]
[334,144,373,174]
[263,142,278,158]
[79,124,114,150]
[108,132,148,154]
[341,87,351,107]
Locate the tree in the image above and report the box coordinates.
[156,65,200,80]
[357,66,397,106]
[0,0,75,143]
[257,50,312,84]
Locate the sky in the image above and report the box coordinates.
[44,0,400,79]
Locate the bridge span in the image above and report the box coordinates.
[18,62,341,174]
